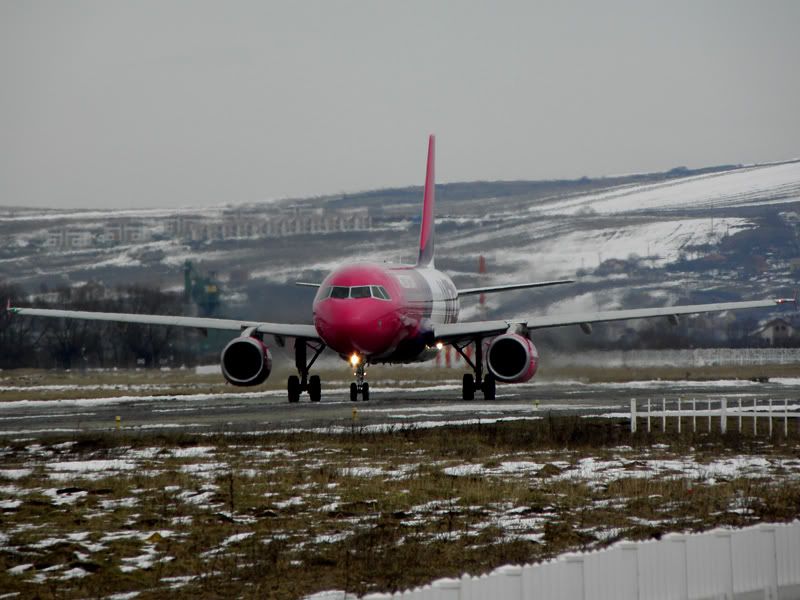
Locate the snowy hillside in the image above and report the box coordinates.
[439,161,800,284]
[2,159,800,325]
[539,160,800,216]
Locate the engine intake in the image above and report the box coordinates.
[220,336,272,386]
[486,333,538,383]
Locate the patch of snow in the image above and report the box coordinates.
[303,591,357,600]
[0,469,32,480]
[61,567,89,579]
[275,496,305,509]
[170,446,216,458]
[338,466,384,478]
[8,563,33,574]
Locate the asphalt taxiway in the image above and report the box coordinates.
[1,378,799,438]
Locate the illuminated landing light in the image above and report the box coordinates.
[435,342,444,350]
[349,353,361,366]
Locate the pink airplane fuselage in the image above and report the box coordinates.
[312,262,459,362]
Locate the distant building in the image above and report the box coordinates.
[40,207,374,249]
[751,318,795,346]
[44,228,93,249]
[177,207,372,242]
[101,222,150,244]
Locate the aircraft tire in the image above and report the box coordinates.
[350,382,358,402]
[462,374,475,401]
[482,373,496,401]
[361,382,369,402]
[309,375,322,403]
[288,375,301,403]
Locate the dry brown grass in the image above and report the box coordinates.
[0,420,799,599]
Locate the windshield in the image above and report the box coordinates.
[322,285,392,300]
[350,286,371,299]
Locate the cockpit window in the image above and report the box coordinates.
[371,286,391,300]
[330,286,349,299]
[324,284,392,300]
[350,286,371,299]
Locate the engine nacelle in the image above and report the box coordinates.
[486,333,538,383]
[220,336,272,387]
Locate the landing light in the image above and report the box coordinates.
[349,353,361,366]
[435,342,444,350]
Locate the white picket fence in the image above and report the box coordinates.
[629,398,800,436]
[358,521,800,600]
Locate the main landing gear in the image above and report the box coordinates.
[452,340,496,401]
[287,338,326,403]
[349,357,369,402]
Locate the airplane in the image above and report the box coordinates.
[8,135,797,403]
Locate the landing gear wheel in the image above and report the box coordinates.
[350,382,358,402]
[462,374,475,401]
[287,375,301,403]
[361,382,369,402]
[309,375,322,403]
[482,373,496,400]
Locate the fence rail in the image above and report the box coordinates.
[358,521,800,600]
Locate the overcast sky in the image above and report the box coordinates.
[1,1,799,209]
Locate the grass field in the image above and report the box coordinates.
[1,418,799,599]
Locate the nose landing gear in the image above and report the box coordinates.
[349,356,370,401]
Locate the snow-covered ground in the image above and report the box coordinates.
[538,162,800,216]
[2,433,797,597]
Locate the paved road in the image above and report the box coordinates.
[1,378,799,438]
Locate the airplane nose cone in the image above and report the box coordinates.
[314,300,397,356]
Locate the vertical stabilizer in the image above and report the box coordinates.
[416,134,436,268]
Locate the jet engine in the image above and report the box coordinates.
[220,336,272,386]
[486,333,538,383]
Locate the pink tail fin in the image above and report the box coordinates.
[417,134,436,268]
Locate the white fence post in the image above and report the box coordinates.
[564,555,586,600]
[784,399,789,438]
[776,522,800,597]
[662,397,666,431]
[619,542,640,600]
[647,398,651,433]
[769,399,773,438]
[762,524,779,599]
[738,398,743,433]
[754,398,758,435]
[431,577,460,600]
[677,397,681,434]
[693,398,697,432]
[720,398,727,434]
[630,399,637,433]
[708,399,712,432]
[494,565,522,600]
[669,534,689,599]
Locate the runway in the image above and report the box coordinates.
[1,377,799,437]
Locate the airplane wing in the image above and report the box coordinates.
[457,279,574,296]
[8,306,321,340]
[433,296,795,343]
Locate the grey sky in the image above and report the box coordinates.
[1,1,798,209]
